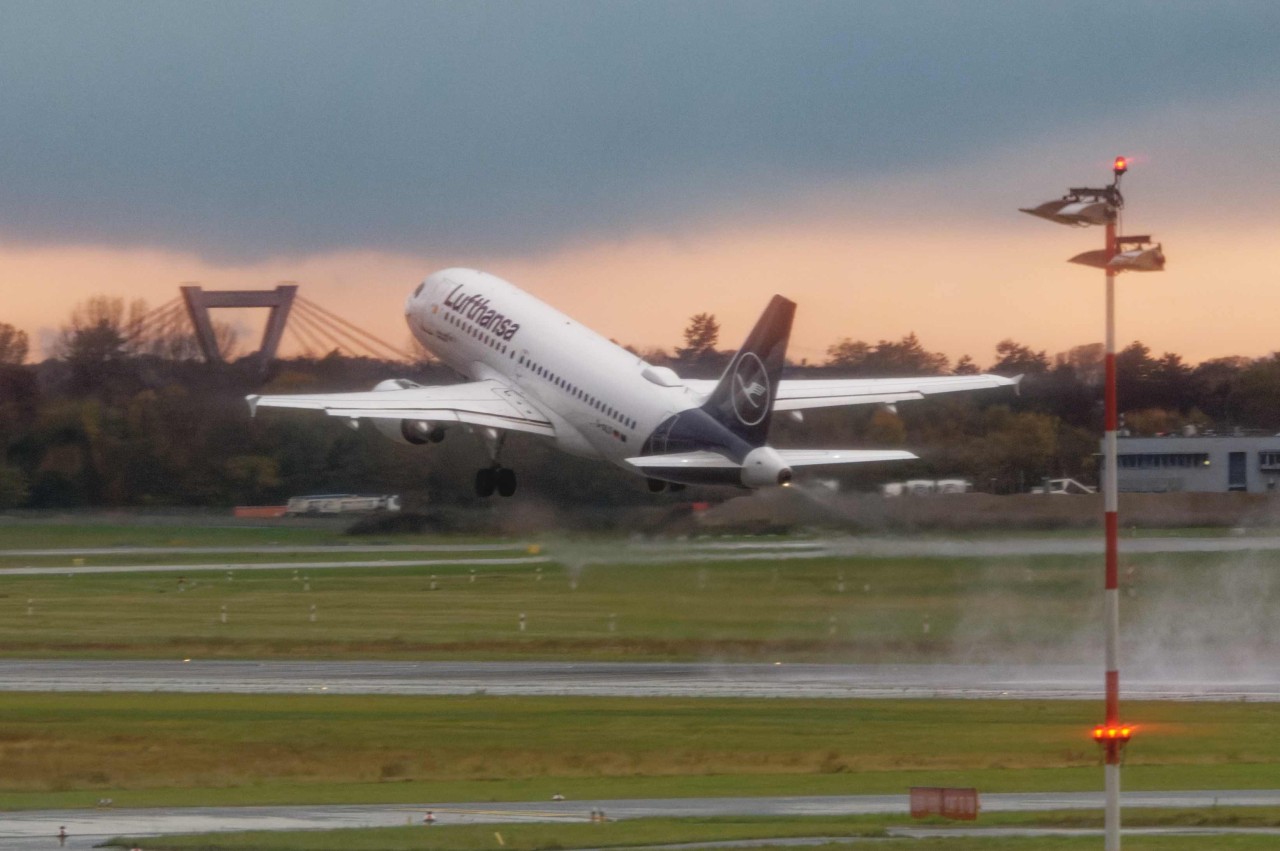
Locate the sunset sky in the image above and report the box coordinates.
[3,2,1278,366]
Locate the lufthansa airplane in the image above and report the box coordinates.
[247,268,1017,497]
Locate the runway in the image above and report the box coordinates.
[6,790,1280,849]
[6,532,1280,576]
[0,555,551,577]
[2,659,1278,701]
[0,543,535,557]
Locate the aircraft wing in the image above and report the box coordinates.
[681,373,1020,411]
[246,379,556,437]
[626,448,917,470]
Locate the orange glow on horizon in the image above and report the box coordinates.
[2,213,1277,368]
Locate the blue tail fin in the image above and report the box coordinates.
[700,295,795,447]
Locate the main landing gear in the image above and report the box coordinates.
[475,466,517,498]
[474,428,516,497]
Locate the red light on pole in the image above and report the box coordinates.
[1113,156,1128,177]
[1095,721,1136,742]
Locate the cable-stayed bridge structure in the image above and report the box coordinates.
[123,284,418,365]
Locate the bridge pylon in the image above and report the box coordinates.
[179,284,297,365]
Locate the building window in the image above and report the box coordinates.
[1117,453,1210,469]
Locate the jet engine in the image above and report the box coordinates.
[368,379,446,445]
[740,446,793,488]
[373,417,446,445]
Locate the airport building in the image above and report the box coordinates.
[1107,434,1280,493]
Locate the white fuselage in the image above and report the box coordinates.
[406,268,702,471]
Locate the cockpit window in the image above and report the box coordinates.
[413,283,425,298]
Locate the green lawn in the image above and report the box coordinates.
[0,554,1087,660]
[2,544,1276,662]
[3,692,1279,811]
[0,520,359,550]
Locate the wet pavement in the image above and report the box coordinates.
[1,659,1277,701]
[6,790,1280,850]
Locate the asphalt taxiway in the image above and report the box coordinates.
[2,659,1277,701]
[6,790,1280,849]
[9,532,1280,576]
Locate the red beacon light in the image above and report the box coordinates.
[1113,156,1129,177]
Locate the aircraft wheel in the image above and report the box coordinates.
[496,467,517,497]
[427,427,446,443]
[475,467,497,498]
[646,478,667,493]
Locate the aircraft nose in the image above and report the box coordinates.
[420,270,458,301]
[408,273,446,310]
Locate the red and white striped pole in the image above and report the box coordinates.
[1023,156,1140,851]
[1102,208,1122,851]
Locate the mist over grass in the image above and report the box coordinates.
[1123,551,1279,683]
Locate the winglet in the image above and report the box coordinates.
[246,394,260,417]
[1011,374,1024,397]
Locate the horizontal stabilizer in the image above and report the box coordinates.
[775,449,917,466]
[626,451,739,470]
[680,373,1019,411]
[626,448,916,470]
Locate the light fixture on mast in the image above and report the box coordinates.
[1019,155,1165,851]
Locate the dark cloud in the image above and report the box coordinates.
[0,1,1276,261]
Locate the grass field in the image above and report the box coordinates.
[3,691,1279,811]
[2,542,1277,663]
[0,520,364,550]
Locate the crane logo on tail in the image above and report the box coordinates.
[731,352,771,426]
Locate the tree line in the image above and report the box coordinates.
[3,298,1280,509]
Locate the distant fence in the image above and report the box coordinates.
[909,787,979,820]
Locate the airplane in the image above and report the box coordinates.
[247,268,1018,497]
